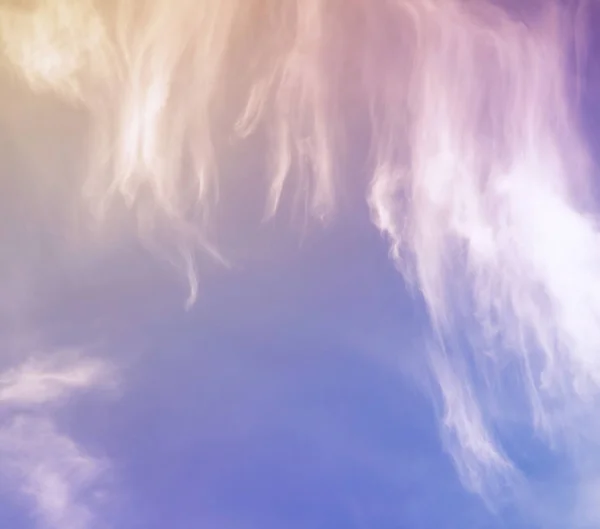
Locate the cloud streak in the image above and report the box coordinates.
[0,354,113,406]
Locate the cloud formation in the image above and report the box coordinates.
[0,354,113,406]
[0,351,114,529]
[1,0,599,524]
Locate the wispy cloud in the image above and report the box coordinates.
[2,0,600,525]
[428,348,518,502]
[0,417,108,529]
[0,353,113,406]
[0,351,115,529]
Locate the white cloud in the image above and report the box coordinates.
[0,352,115,529]
[0,354,112,406]
[0,417,108,529]
[429,348,518,501]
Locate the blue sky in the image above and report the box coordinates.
[0,193,530,528]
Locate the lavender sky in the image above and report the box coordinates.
[2,1,600,528]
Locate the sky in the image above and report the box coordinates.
[1,1,600,528]
[0,176,555,529]
[0,196,518,529]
